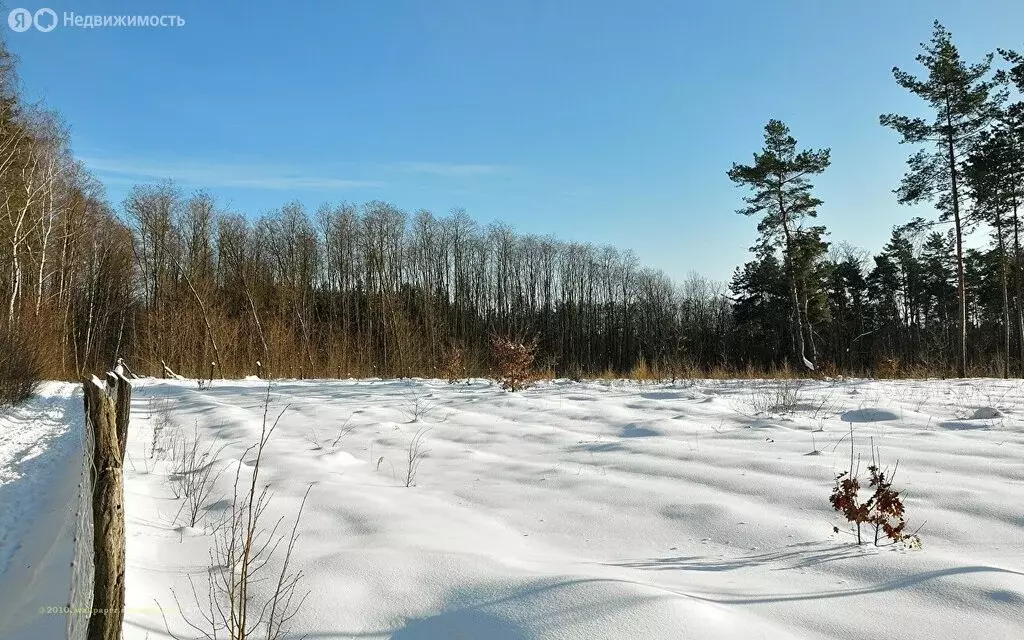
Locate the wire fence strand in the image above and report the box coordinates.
[65,409,94,640]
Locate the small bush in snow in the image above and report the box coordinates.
[405,428,430,487]
[162,385,311,640]
[170,424,224,528]
[628,357,657,381]
[491,336,537,392]
[400,392,440,423]
[830,465,912,546]
[439,346,466,384]
[830,428,915,546]
[829,469,871,544]
[748,380,802,415]
[865,464,908,544]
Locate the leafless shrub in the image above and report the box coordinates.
[800,431,815,455]
[0,329,42,405]
[439,346,466,384]
[949,386,978,419]
[807,391,839,420]
[161,386,311,640]
[981,384,1014,410]
[405,428,430,487]
[329,413,357,449]
[748,380,802,415]
[306,426,323,451]
[170,424,225,527]
[628,357,658,381]
[910,390,932,413]
[491,335,537,392]
[144,397,179,474]
[400,391,441,423]
[304,413,358,452]
[876,357,900,379]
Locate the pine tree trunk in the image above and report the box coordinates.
[781,222,808,370]
[947,133,968,378]
[801,280,818,364]
[1014,200,1024,376]
[996,209,1010,379]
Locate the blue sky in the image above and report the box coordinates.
[6,0,1023,282]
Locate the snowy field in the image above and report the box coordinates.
[3,377,1024,639]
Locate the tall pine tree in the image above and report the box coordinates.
[728,120,831,370]
[880,21,1002,377]
[995,48,1024,370]
[966,131,1017,376]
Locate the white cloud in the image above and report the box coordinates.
[393,162,507,177]
[81,156,511,191]
[81,157,384,190]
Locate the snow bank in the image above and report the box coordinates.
[0,383,83,640]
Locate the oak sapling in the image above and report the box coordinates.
[866,463,907,545]
[830,469,870,544]
[829,428,915,546]
[491,335,537,392]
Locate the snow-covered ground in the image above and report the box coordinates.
[3,377,1023,639]
[0,382,83,640]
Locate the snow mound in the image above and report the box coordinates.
[620,423,663,437]
[840,408,899,422]
[970,407,1003,420]
[391,577,805,640]
[322,449,363,465]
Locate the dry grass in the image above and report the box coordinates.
[747,379,804,415]
[0,328,43,405]
[877,357,900,379]
[438,346,466,384]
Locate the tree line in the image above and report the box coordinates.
[1,22,1022,384]
[730,23,1023,377]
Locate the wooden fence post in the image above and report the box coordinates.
[105,372,132,461]
[83,374,130,640]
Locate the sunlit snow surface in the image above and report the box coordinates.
[4,377,1023,639]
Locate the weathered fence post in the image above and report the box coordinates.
[105,372,132,461]
[83,373,131,640]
